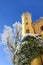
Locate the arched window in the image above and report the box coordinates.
[41,26,43,30]
[25,17,28,20]
[26,29,29,33]
[26,22,28,25]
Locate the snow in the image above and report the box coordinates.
[22,33,36,40]
[1,22,22,44]
[1,25,13,44]
[22,33,43,41]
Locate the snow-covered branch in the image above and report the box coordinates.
[1,22,22,53]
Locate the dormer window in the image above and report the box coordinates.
[41,26,43,30]
[26,29,29,33]
[26,22,28,25]
[25,17,28,20]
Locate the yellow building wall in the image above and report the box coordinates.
[22,12,34,36]
[31,57,41,65]
[22,12,43,35]
[33,18,43,34]
[31,55,43,65]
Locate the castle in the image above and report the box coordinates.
[21,12,43,65]
[22,12,43,37]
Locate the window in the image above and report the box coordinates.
[26,30,29,33]
[25,17,28,20]
[41,26,43,30]
[26,22,28,25]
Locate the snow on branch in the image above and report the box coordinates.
[1,22,22,53]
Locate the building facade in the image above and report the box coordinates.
[21,12,43,65]
[22,12,43,36]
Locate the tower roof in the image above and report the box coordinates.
[21,12,31,17]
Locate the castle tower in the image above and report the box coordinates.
[21,12,34,36]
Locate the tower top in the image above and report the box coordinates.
[21,12,31,17]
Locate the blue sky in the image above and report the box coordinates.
[0,0,43,65]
